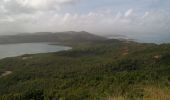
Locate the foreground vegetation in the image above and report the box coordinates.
[0,39,170,100]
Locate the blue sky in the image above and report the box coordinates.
[0,0,169,43]
[63,0,170,13]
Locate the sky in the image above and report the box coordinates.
[0,0,170,42]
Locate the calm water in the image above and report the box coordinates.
[0,43,71,59]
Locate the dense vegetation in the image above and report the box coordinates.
[0,39,170,100]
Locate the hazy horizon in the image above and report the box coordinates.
[0,0,170,43]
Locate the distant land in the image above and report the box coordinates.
[104,34,170,44]
[1,31,169,44]
[0,31,106,44]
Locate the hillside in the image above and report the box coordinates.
[0,31,106,44]
[0,39,169,100]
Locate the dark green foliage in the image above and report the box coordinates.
[0,39,169,100]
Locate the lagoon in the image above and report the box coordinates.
[0,43,71,59]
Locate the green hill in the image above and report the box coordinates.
[0,31,106,44]
[0,37,169,100]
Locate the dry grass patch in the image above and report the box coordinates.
[108,96,125,100]
[143,86,170,100]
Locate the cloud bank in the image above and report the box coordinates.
[0,0,170,43]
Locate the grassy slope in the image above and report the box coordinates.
[0,40,169,100]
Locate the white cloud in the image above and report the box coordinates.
[124,9,133,17]
[16,0,57,10]
[4,8,168,36]
[3,0,10,3]
[0,5,8,13]
[0,0,169,42]
[142,12,149,18]
[0,0,80,15]
[0,16,14,22]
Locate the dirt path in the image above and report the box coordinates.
[122,43,129,56]
[0,71,12,78]
[122,40,129,56]
[122,47,129,56]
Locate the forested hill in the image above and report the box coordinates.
[0,38,170,100]
[0,31,106,44]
